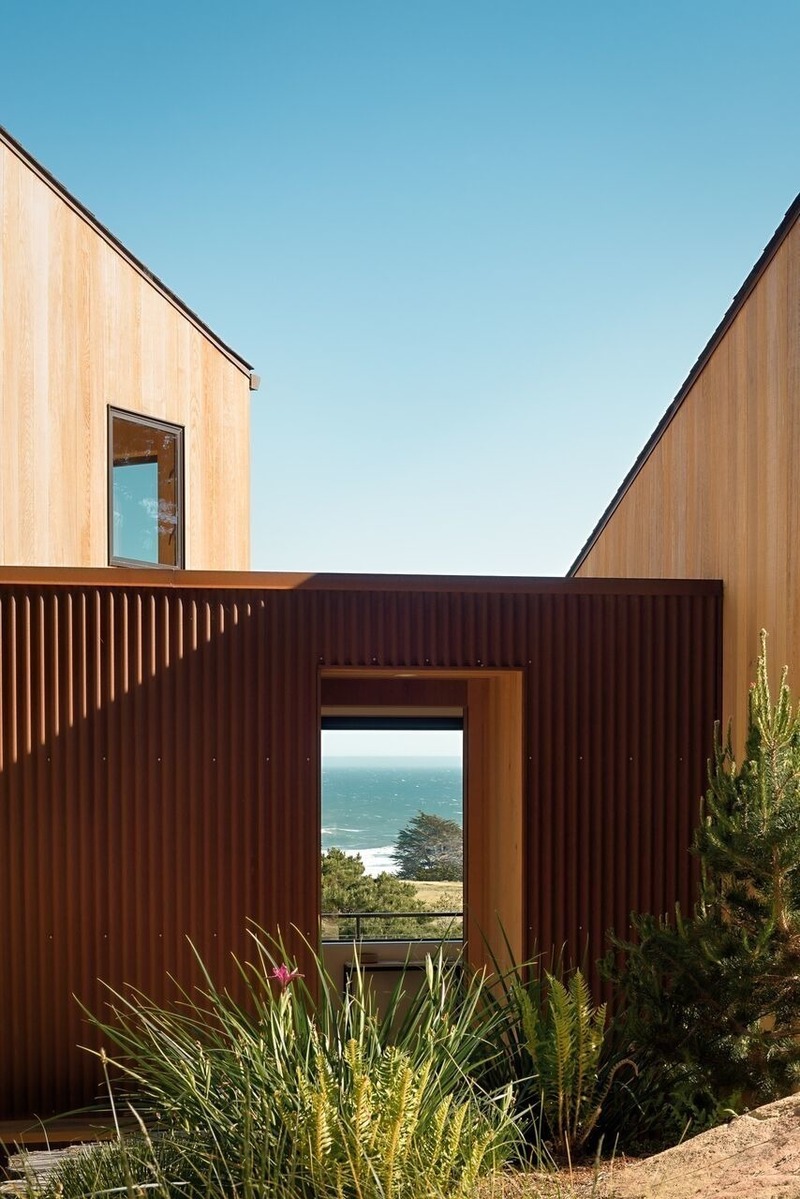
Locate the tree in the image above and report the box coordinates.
[608,632,800,1125]
[321,847,443,939]
[392,811,463,881]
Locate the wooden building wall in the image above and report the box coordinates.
[0,129,252,571]
[574,206,800,743]
[0,569,720,1119]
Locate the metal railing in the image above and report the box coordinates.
[321,910,463,941]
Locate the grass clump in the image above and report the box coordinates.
[64,932,519,1199]
[37,1134,192,1199]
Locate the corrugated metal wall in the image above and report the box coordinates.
[0,572,721,1118]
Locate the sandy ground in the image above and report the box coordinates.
[474,1095,800,1199]
[600,1093,800,1199]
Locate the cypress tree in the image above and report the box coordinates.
[609,632,800,1115]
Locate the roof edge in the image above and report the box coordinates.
[0,565,723,596]
[0,125,254,377]
[568,189,800,576]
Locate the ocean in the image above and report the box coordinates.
[321,757,463,875]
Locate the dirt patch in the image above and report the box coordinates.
[597,1094,800,1199]
[477,1096,800,1198]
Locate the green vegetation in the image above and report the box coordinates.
[605,632,800,1144]
[393,811,463,881]
[510,968,634,1157]
[63,936,518,1199]
[40,945,628,1197]
[322,846,426,938]
[321,847,462,939]
[32,633,800,1194]
[468,947,633,1160]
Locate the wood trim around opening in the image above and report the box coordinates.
[319,669,525,973]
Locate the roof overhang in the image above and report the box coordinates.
[0,125,254,379]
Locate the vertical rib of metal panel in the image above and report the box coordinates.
[0,579,720,1118]
[0,584,316,1117]
[309,584,720,997]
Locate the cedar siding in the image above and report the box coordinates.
[572,197,800,744]
[0,127,252,569]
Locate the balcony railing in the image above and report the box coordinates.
[321,910,463,941]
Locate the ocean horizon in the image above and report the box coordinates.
[322,756,462,877]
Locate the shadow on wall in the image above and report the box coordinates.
[0,576,721,1118]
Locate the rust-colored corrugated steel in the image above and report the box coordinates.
[0,571,721,1118]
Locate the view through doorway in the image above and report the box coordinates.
[321,718,464,941]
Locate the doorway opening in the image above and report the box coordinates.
[320,667,525,975]
[320,715,464,943]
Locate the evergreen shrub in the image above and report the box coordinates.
[604,632,800,1146]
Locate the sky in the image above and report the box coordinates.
[2,1,799,577]
[322,729,462,759]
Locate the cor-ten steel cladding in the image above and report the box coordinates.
[0,569,721,1118]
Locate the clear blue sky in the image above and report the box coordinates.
[323,730,462,759]
[3,1,799,576]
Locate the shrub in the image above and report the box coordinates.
[511,968,634,1157]
[39,1134,192,1199]
[79,932,519,1199]
[605,632,800,1145]
[321,847,451,939]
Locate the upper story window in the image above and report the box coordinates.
[108,408,184,567]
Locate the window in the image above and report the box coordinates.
[320,716,464,941]
[108,408,184,567]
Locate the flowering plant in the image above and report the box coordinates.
[271,963,303,991]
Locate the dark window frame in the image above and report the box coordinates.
[321,715,463,731]
[108,406,185,569]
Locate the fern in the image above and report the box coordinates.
[514,966,629,1157]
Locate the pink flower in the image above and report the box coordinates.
[271,963,303,990]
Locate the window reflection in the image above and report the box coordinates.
[110,411,183,567]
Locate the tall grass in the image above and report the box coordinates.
[36,929,640,1198]
[57,929,519,1199]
